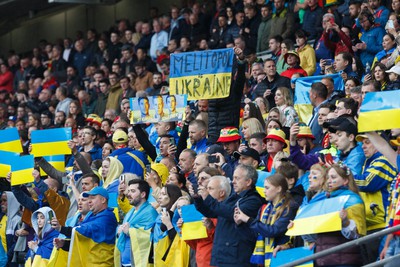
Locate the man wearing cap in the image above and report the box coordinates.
[264,129,287,172]
[280,50,308,79]
[217,127,242,169]
[194,164,264,267]
[110,129,149,177]
[72,187,118,266]
[233,147,262,170]
[323,116,365,175]
[353,134,397,264]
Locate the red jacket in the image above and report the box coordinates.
[281,67,308,79]
[0,71,14,93]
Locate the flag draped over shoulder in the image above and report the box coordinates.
[181,204,207,241]
[294,73,343,124]
[0,128,22,153]
[129,228,152,267]
[169,48,234,100]
[31,128,72,157]
[286,195,349,236]
[68,229,114,267]
[358,90,400,132]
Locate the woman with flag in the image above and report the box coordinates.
[150,184,182,267]
[233,173,298,266]
[313,164,367,267]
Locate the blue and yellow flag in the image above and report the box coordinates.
[68,229,114,267]
[31,128,72,157]
[0,127,22,153]
[256,171,272,198]
[271,247,314,267]
[181,204,207,241]
[0,150,15,177]
[129,228,152,267]
[11,154,34,186]
[294,73,343,124]
[170,48,234,100]
[40,155,65,176]
[358,90,400,132]
[286,195,349,236]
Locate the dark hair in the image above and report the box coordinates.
[372,63,389,86]
[250,132,267,142]
[81,173,100,186]
[337,97,358,117]
[128,179,151,200]
[270,35,283,44]
[277,162,299,182]
[163,184,183,211]
[244,102,266,129]
[311,82,328,99]
[338,52,353,66]
[99,78,110,86]
[319,102,336,112]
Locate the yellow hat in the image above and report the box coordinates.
[297,126,315,140]
[355,134,368,142]
[151,163,169,185]
[112,129,128,143]
[264,129,287,148]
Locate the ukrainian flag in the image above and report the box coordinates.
[68,229,114,267]
[286,195,350,236]
[256,171,272,198]
[0,127,22,153]
[40,155,65,176]
[31,128,72,157]
[358,90,400,132]
[294,73,343,124]
[11,154,34,186]
[170,48,234,100]
[271,247,313,267]
[181,204,207,241]
[0,150,15,177]
[129,228,152,267]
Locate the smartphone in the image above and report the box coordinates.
[146,164,151,174]
[48,210,54,221]
[192,183,199,194]
[329,18,335,24]
[169,137,176,146]
[162,207,167,213]
[209,155,220,164]
[325,59,333,66]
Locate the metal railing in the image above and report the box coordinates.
[280,224,400,267]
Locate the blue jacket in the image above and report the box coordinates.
[338,143,365,176]
[191,137,209,155]
[76,207,118,245]
[194,189,264,267]
[110,147,148,177]
[359,26,385,67]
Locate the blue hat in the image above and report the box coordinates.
[82,186,109,200]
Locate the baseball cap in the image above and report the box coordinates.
[323,116,358,136]
[233,147,261,164]
[217,127,242,143]
[112,129,128,143]
[82,186,109,200]
[385,65,400,76]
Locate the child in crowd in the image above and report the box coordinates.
[385,64,400,90]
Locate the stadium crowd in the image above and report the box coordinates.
[1,0,400,266]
